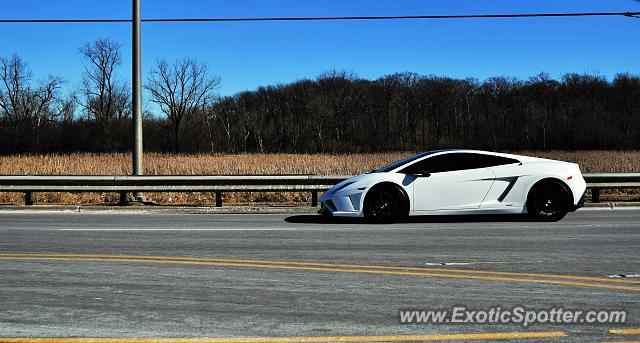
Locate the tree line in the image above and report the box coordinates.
[1,38,639,154]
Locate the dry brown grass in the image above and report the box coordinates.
[0,152,409,176]
[1,151,638,205]
[512,151,640,173]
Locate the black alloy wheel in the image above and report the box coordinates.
[363,184,407,223]
[527,183,569,222]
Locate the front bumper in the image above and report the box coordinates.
[318,202,332,216]
[318,191,365,217]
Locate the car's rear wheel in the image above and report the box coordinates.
[363,184,408,223]
[527,181,570,222]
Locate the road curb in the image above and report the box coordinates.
[0,204,320,214]
[583,202,640,209]
[0,202,639,214]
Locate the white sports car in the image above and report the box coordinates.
[319,150,586,222]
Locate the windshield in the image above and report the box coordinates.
[374,151,441,172]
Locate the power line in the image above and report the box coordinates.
[0,19,129,23]
[145,12,640,22]
[1,11,640,23]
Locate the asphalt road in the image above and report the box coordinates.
[0,208,639,342]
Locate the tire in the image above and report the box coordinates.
[363,184,408,224]
[527,181,570,222]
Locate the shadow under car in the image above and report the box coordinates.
[284,213,534,224]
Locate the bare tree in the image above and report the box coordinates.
[56,92,78,124]
[0,54,63,152]
[146,58,221,151]
[80,38,130,151]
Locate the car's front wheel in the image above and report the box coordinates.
[527,181,570,222]
[363,184,408,223]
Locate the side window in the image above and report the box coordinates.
[399,159,427,175]
[400,154,456,174]
[400,153,519,174]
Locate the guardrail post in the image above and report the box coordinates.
[216,191,222,207]
[24,192,34,206]
[591,188,600,203]
[119,192,128,206]
[311,191,318,207]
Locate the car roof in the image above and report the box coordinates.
[384,149,536,173]
[417,149,533,160]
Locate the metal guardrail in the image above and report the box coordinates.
[0,175,350,207]
[582,173,640,203]
[0,173,638,206]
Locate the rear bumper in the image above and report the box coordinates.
[570,189,587,211]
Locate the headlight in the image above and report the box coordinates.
[331,181,355,193]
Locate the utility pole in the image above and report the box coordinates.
[132,0,144,202]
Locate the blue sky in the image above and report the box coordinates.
[1,0,639,97]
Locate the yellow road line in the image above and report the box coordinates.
[0,331,567,342]
[1,253,638,285]
[610,328,640,335]
[2,255,640,292]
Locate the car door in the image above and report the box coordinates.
[400,153,495,211]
